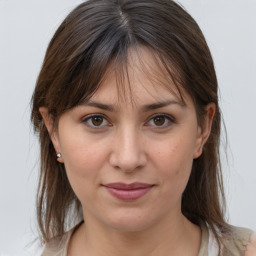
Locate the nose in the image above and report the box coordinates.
[109,126,147,172]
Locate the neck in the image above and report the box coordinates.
[69,210,201,256]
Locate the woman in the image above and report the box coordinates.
[31,0,256,255]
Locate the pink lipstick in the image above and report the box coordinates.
[103,182,154,201]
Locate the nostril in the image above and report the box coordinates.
[109,151,147,172]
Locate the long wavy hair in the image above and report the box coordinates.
[31,0,231,249]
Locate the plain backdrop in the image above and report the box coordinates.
[0,0,255,255]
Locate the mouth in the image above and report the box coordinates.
[102,182,155,201]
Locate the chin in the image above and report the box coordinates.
[99,209,161,233]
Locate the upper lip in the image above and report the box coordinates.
[103,182,154,190]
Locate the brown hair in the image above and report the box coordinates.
[31,0,231,249]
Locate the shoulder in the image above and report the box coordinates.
[41,231,72,256]
[222,225,256,256]
[245,232,256,256]
[41,222,82,256]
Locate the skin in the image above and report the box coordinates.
[245,233,256,256]
[40,48,215,256]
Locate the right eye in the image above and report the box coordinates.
[82,114,110,129]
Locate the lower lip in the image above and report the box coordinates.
[104,186,153,201]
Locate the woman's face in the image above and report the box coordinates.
[45,49,213,232]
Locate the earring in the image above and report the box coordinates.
[56,153,62,159]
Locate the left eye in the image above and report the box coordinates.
[83,115,110,129]
[146,114,174,128]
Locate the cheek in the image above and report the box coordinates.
[58,131,109,198]
[153,138,195,173]
[152,138,195,194]
[59,128,106,173]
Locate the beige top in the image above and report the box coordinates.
[42,222,256,256]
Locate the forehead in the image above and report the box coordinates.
[88,46,190,107]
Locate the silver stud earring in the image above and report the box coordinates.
[56,153,62,159]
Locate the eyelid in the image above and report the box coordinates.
[145,113,176,128]
[149,113,175,121]
[82,113,111,129]
[81,113,175,130]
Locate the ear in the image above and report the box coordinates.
[193,103,216,159]
[39,107,64,163]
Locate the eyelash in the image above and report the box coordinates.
[82,114,111,130]
[145,114,175,129]
[82,113,175,130]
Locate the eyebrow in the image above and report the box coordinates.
[81,100,185,112]
[81,101,114,111]
[141,100,185,111]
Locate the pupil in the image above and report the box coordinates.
[154,116,165,126]
[92,116,103,126]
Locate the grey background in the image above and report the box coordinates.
[0,0,255,255]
